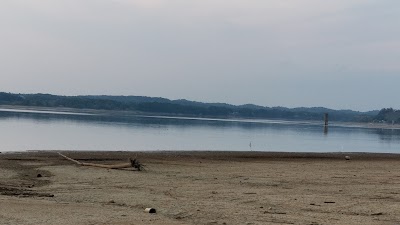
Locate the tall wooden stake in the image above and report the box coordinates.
[324,113,329,126]
[323,113,329,135]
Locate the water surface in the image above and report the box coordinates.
[1,109,399,153]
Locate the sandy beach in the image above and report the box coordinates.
[1,151,400,225]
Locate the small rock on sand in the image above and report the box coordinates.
[145,208,156,213]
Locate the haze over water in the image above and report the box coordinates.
[1,109,400,153]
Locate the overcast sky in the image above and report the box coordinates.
[1,0,399,111]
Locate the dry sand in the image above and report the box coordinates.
[1,151,400,225]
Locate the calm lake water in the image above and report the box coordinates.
[1,108,400,153]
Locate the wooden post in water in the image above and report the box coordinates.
[324,113,329,126]
[323,113,329,135]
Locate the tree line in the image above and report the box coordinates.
[0,92,382,122]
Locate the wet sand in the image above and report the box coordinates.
[1,151,400,225]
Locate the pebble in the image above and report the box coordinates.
[145,208,156,213]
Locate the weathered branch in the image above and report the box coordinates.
[58,153,83,165]
[58,153,143,171]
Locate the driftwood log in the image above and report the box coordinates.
[58,153,143,171]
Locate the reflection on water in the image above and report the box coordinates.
[0,109,400,153]
[323,125,328,135]
[375,129,400,142]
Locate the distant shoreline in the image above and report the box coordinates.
[0,92,382,123]
[1,104,399,130]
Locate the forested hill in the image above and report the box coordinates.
[374,108,400,124]
[0,92,380,122]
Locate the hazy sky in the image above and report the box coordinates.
[1,0,399,111]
